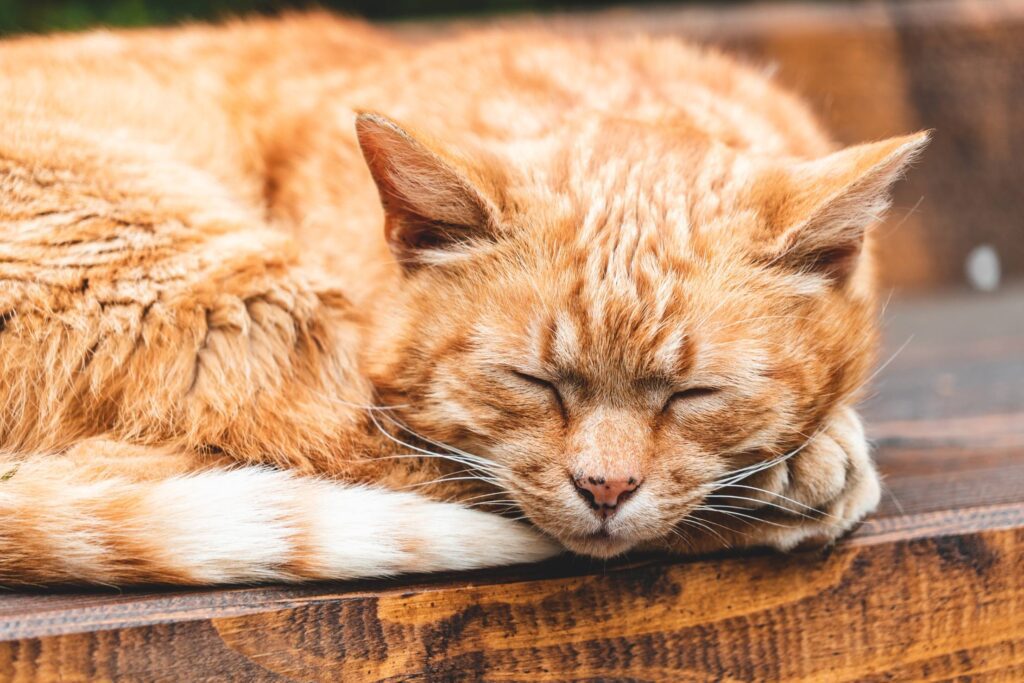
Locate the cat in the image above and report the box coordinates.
[0,13,927,585]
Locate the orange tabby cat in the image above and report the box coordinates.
[0,13,927,585]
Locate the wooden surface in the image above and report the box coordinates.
[1,285,1021,681]
[407,0,1024,289]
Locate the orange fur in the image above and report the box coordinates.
[0,14,927,584]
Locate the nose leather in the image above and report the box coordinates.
[573,476,640,517]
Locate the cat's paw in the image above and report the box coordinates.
[671,406,881,555]
[742,406,881,551]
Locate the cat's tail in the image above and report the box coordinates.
[0,456,560,586]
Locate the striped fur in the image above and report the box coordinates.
[0,448,557,585]
[0,14,925,584]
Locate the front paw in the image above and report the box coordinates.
[692,407,881,553]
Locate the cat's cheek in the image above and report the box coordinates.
[668,402,784,455]
[411,377,561,450]
[465,386,568,446]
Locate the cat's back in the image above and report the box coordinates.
[0,12,393,120]
[350,26,833,164]
[0,14,398,202]
[0,15,831,207]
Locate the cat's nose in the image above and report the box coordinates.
[572,475,641,518]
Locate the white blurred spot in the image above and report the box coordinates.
[965,244,1000,292]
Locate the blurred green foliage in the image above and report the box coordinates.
[0,0,660,35]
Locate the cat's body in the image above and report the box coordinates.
[0,14,925,585]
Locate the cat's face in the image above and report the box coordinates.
[357,114,927,557]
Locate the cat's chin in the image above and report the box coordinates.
[558,530,637,559]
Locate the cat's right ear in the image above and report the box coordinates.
[749,131,930,284]
[355,112,501,268]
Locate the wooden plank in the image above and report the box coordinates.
[860,289,1024,429]
[1,522,1022,681]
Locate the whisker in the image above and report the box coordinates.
[708,487,829,518]
[692,506,757,528]
[367,410,508,486]
[459,490,518,503]
[465,502,521,510]
[667,527,696,553]
[880,478,905,515]
[677,516,732,545]
[400,472,502,491]
[682,513,738,535]
[700,507,791,529]
[374,409,508,473]
[375,452,501,472]
[854,335,914,399]
[705,495,816,520]
[713,450,794,482]
[710,422,831,489]
[368,409,451,461]
[704,494,810,517]
[711,453,791,487]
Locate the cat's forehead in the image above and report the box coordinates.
[497,256,708,385]
[510,301,688,390]
[474,227,768,392]
[487,121,770,380]
[549,120,751,253]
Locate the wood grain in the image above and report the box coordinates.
[3,524,1023,682]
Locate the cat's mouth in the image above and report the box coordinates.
[559,527,637,559]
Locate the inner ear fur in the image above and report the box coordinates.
[355,112,502,267]
[753,131,931,282]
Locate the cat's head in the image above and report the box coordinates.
[356,112,927,557]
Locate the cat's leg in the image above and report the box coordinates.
[0,438,559,585]
[664,407,881,554]
[0,128,373,474]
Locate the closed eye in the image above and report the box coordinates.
[511,369,559,394]
[663,386,721,412]
[509,369,566,412]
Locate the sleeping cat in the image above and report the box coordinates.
[0,14,927,585]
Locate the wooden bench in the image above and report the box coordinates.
[2,1,1023,680]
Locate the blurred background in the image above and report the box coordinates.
[1,0,1021,294]
[2,0,640,30]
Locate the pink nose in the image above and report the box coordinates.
[573,475,641,518]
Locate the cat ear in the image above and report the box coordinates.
[355,112,500,268]
[756,131,930,282]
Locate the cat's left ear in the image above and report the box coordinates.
[755,131,930,282]
[355,112,502,268]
